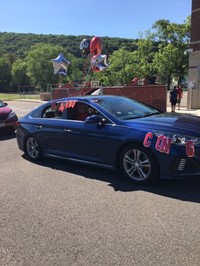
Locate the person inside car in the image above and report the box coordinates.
[76,103,90,121]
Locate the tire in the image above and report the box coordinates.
[25,136,42,161]
[119,144,159,184]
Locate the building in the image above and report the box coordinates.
[187,0,200,109]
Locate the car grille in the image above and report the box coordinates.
[0,114,8,121]
[177,158,186,171]
[171,156,200,175]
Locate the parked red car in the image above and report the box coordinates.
[0,100,18,133]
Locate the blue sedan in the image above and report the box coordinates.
[16,95,200,184]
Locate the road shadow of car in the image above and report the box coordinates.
[0,131,16,141]
[22,155,200,204]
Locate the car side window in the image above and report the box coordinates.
[41,103,63,119]
[39,101,78,120]
[75,102,91,121]
[43,108,55,118]
[36,100,104,122]
[30,106,44,118]
[72,102,103,121]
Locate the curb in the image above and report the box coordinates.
[15,98,44,103]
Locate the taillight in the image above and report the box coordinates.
[16,121,20,127]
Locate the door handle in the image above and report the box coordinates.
[64,129,82,134]
[64,128,72,132]
[35,125,43,129]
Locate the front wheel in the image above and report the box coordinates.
[25,136,42,161]
[119,144,159,184]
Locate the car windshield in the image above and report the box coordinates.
[0,100,5,108]
[93,96,161,120]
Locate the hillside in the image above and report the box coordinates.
[0,32,136,58]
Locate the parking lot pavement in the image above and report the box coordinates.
[8,100,41,118]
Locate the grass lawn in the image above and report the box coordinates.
[0,93,40,101]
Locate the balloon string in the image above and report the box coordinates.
[86,66,91,77]
[83,66,91,87]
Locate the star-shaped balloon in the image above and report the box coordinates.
[51,53,70,76]
[91,54,108,72]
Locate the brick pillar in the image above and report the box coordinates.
[187,0,200,109]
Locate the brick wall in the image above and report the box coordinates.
[192,0,200,10]
[102,85,167,111]
[188,0,200,109]
[51,85,167,112]
[190,0,200,51]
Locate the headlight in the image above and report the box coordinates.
[154,132,200,146]
[7,111,16,119]
[171,134,200,145]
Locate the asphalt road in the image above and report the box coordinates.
[0,100,200,266]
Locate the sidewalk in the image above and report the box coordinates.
[166,91,200,117]
[166,106,200,116]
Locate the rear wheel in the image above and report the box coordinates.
[25,136,42,161]
[119,144,159,184]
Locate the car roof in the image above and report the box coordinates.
[51,95,124,103]
[55,95,120,100]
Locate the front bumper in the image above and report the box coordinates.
[0,115,18,132]
[155,145,200,178]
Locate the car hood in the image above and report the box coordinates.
[123,113,200,136]
[0,106,12,116]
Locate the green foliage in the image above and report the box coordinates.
[134,38,158,79]
[0,32,134,59]
[0,93,39,101]
[152,18,190,87]
[11,59,30,89]
[105,48,139,85]
[0,57,12,92]
[152,18,190,45]
[0,17,190,91]
[24,43,85,90]
[25,43,56,89]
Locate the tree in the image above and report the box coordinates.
[11,59,30,90]
[153,44,179,88]
[134,36,158,82]
[25,43,85,90]
[26,44,64,89]
[104,48,139,85]
[152,18,190,88]
[25,44,60,90]
[0,57,12,92]
[69,57,84,83]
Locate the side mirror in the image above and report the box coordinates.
[85,115,107,128]
[85,115,102,124]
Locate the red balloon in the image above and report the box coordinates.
[90,36,102,56]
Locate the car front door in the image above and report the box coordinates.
[56,119,110,165]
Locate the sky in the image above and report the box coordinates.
[0,0,191,39]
